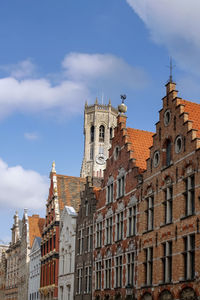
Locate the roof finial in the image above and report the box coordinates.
[118,94,127,114]
[51,161,56,173]
[85,100,88,107]
[95,97,98,104]
[168,57,175,83]
[108,99,111,106]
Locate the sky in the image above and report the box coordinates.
[1,0,200,243]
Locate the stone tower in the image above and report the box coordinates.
[80,98,118,178]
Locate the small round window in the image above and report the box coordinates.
[175,135,183,153]
[153,150,160,168]
[164,109,171,126]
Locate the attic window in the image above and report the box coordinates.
[164,109,171,126]
[153,151,160,168]
[175,135,182,153]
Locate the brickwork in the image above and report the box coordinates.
[93,113,153,300]
[74,176,101,300]
[40,163,85,300]
[92,82,200,300]
[137,82,200,300]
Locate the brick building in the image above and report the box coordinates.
[5,211,44,300]
[74,176,101,300]
[40,162,85,300]
[137,81,200,300]
[93,102,153,300]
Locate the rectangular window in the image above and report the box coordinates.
[85,266,91,293]
[89,225,93,251]
[146,196,154,231]
[115,255,123,288]
[164,187,173,224]
[77,268,83,294]
[96,261,101,290]
[127,252,134,286]
[118,176,125,198]
[128,206,137,236]
[86,227,89,252]
[144,247,153,286]
[96,222,102,248]
[183,234,195,280]
[184,175,195,216]
[105,258,112,289]
[85,200,89,217]
[78,229,84,254]
[162,241,172,283]
[107,183,114,203]
[106,217,112,245]
[116,212,123,241]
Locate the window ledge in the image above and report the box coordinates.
[180,213,195,220]
[141,284,153,288]
[160,222,173,228]
[179,278,195,283]
[161,163,173,172]
[158,281,172,286]
[142,229,153,235]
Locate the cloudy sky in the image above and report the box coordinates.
[0,0,200,243]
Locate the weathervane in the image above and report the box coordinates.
[120,94,126,103]
[168,57,175,83]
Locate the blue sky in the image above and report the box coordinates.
[1,0,200,243]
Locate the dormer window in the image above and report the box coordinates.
[99,125,105,142]
[90,125,94,143]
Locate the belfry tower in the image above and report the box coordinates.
[80,98,118,178]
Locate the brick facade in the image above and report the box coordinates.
[74,176,101,300]
[40,163,85,300]
[92,81,200,300]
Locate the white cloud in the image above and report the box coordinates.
[0,158,48,209]
[0,53,148,119]
[126,0,200,74]
[0,59,36,79]
[62,52,148,89]
[24,132,39,140]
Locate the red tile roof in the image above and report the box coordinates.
[127,128,154,171]
[56,174,85,212]
[180,99,200,138]
[28,215,45,247]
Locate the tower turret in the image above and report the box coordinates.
[80,99,118,178]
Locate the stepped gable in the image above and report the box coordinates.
[127,127,154,171]
[28,215,45,247]
[179,99,200,138]
[56,174,85,212]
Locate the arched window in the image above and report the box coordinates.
[166,139,171,166]
[90,126,94,142]
[99,125,105,142]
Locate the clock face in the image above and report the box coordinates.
[96,154,106,165]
